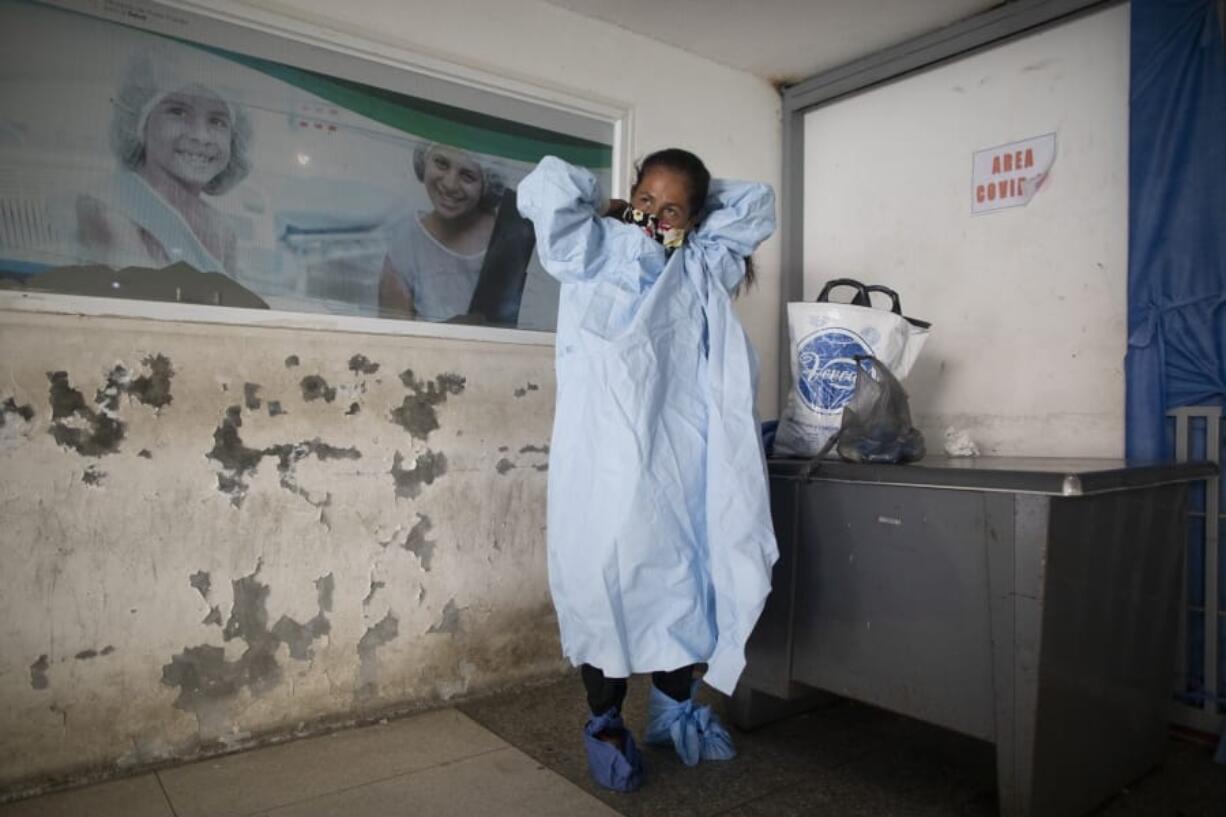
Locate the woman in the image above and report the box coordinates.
[518,151,778,790]
[76,51,252,276]
[378,142,505,321]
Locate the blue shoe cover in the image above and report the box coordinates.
[583,709,644,792]
[644,682,736,766]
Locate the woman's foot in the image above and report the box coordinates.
[595,728,627,750]
[583,709,644,792]
[644,682,736,766]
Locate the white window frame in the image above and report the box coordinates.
[1,0,635,346]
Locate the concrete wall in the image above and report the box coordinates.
[802,5,1129,456]
[0,311,560,791]
[0,0,782,796]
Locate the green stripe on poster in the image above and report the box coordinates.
[192,44,612,168]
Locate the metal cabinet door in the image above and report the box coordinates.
[790,481,997,740]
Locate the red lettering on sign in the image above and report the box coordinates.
[988,149,1038,179]
[977,141,1045,207]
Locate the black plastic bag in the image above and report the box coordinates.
[836,355,925,464]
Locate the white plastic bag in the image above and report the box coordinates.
[774,279,930,458]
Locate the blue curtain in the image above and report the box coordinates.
[1126,0,1226,461]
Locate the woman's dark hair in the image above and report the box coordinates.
[632,148,756,291]
[634,148,710,223]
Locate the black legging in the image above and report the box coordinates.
[581,663,695,716]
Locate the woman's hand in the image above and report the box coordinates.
[603,198,629,219]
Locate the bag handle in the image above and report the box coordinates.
[816,278,871,306]
[816,278,932,329]
[863,285,902,316]
[818,279,903,314]
[817,279,901,315]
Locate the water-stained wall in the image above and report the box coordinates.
[0,310,560,795]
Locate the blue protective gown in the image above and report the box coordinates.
[517,157,779,695]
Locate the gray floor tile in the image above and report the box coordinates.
[159,709,507,817]
[458,676,889,817]
[461,676,1226,817]
[6,687,1220,817]
[0,774,173,817]
[767,733,995,817]
[719,780,941,817]
[262,746,621,817]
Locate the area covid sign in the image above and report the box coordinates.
[971,133,1056,214]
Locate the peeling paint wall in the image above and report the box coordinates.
[0,310,561,794]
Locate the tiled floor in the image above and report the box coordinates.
[2,680,1223,817]
[458,677,1226,817]
[0,708,618,817]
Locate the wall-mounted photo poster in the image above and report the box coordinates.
[0,0,615,331]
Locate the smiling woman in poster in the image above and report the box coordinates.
[76,50,252,276]
[377,142,507,321]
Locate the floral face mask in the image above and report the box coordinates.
[618,205,687,252]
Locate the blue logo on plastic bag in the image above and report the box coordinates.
[796,328,871,413]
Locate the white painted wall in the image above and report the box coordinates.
[803,4,1129,456]
[539,0,997,84]
[0,0,781,796]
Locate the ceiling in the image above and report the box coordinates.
[539,0,1001,85]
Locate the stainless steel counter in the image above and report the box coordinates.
[735,457,1217,817]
